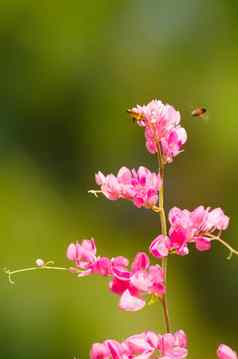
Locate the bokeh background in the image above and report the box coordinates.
[1,1,238,358]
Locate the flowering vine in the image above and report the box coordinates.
[5,99,238,358]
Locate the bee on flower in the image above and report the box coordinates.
[128,99,187,163]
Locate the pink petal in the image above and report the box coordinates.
[109,278,133,296]
[174,330,187,348]
[124,334,151,354]
[131,252,150,272]
[94,257,112,276]
[130,271,150,292]
[82,238,97,254]
[112,266,131,281]
[169,227,189,253]
[168,207,183,225]
[218,214,230,231]
[149,235,170,258]
[95,171,106,186]
[133,196,145,208]
[111,256,129,268]
[217,345,237,359]
[119,290,145,311]
[117,167,132,184]
[90,343,110,359]
[145,331,159,349]
[67,243,77,261]
[195,237,212,252]
[105,340,122,359]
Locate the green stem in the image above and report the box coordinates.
[4,265,69,285]
[156,142,171,333]
[212,236,238,258]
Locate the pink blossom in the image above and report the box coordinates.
[217,345,237,359]
[105,340,124,359]
[90,340,125,359]
[195,237,212,252]
[67,241,165,311]
[94,257,112,276]
[150,206,230,259]
[168,206,229,255]
[161,127,187,164]
[123,332,156,357]
[66,239,112,277]
[110,252,165,311]
[149,235,171,258]
[90,330,188,359]
[169,227,190,256]
[158,330,188,359]
[119,289,146,311]
[90,343,110,359]
[206,208,230,231]
[128,99,187,163]
[95,166,161,209]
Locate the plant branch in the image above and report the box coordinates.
[4,265,69,285]
[156,140,171,332]
[212,236,238,259]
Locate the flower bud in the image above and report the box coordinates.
[35,258,45,267]
[217,345,237,359]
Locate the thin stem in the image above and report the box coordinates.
[4,265,69,285]
[203,233,238,259]
[156,141,171,332]
[213,236,238,258]
[88,190,102,197]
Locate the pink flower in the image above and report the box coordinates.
[105,340,124,359]
[95,166,161,209]
[217,345,237,359]
[128,99,187,163]
[67,241,165,311]
[67,239,96,269]
[119,289,146,311]
[94,257,112,276]
[90,343,110,359]
[149,235,171,258]
[206,208,230,231]
[169,227,190,256]
[90,330,188,359]
[195,237,212,252]
[150,206,230,259]
[123,332,156,357]
[167,206,229,256]
[110,252,165,311]
[158,330,188,359]
[90,340,124,359]
[67,239,112,277]
[161,127,187,164]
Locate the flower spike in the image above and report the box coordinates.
[93,166,162,209]
[128,99,187,163]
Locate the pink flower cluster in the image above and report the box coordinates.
[150,206,229,258]
[128,99,187,163]
[90,335,237,359]
[95,166,161,209]
[67,240,165,311]
[90,330,188,359]
[67,239,112,277]
[110,252,165,311]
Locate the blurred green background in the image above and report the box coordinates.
[1,0,238,358]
